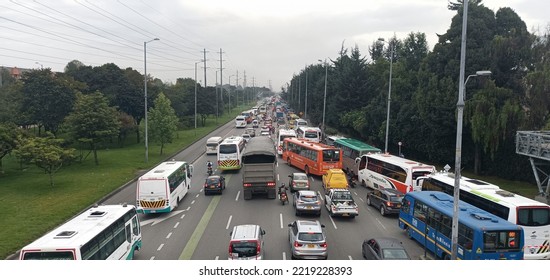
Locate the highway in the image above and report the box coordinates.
[104,119,428,260]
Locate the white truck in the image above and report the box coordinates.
[324,189,358,218]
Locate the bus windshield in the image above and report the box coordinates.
[322,149,340,162]
[517,207,550,226]
[22,251,75,260]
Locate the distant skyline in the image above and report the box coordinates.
[1,0,548,91]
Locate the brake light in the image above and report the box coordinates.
[320,242,327,248]
[257,242,261,255]
[244,183,251,187]
[228,242,233,259]
[267,182,276,187]
[204,183,207,188]
[293,241,302,247]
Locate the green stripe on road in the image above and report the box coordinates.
[179,173,231,259]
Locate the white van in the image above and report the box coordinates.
[295,118,308,129]
[228,224,266,260]
[206,136,223,155]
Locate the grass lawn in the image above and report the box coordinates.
[0,108,247,260]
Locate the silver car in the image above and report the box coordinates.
[288,220,327,260]
[293,190,321,216]
[288,172,310,192]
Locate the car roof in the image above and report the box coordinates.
[295,220,323,232]
[368,237,406,249]
[379,188,404,196]
[206,175,221,180]
[292,172,307,177]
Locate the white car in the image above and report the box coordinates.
[260,131,270,136]
[242,134,251,143]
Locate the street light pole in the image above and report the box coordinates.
[144,38,159,163]
[378,38,394,153]
[194,61,200,129]
[319,59,328,140]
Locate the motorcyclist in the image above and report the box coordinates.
[206,161,213,175]
[278,183,288,201]
[348,170,357,188]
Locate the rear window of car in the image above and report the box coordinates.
[298,232,323,242]
[294,174,308,181]
[206,178,219,184]
[299,195,318,202]
[230,241,258,257]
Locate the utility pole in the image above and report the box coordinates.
[298,75,301,115]
[305,65,308,119]
[243,71,247,106]
[252,76,255,103]
[219,48,224,118]
[203,48,207,87]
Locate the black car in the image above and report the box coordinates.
[362,237,411,260]
[366,188,404,216]
[204,175,225,195]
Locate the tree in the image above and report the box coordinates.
[0,122,21,172]
[13,133,76,187]
[148,93,178,155]
[64,92,121,165]
[20,69,76,135]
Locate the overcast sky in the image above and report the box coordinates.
[1,0,548,91]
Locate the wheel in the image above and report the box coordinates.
[287,158,291,166]
[304,166,309,175]
[366,196,372,206]
[361,180,367,188]
[407,227,413,239]
[443,254,451,260]
[295,209,300,216]
[380,206,386,216]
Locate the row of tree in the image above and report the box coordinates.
[282,1,550,182]
[0,59,271,184]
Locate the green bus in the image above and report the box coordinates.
[333,138,381,174]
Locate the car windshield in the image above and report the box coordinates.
[382,248,409,259]
[294,174,308,181]
[298,232,323,242]
[230,241,258,257]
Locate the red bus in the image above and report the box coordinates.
[282,138,342,176]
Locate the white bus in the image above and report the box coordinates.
[422,171,550,260]
[217,136,246,171]
[235,115,247,128]
[276,129,297,156]
[206,136,224,155]
[296,126,322,143]
[136,160,193,214]
[356,153,435,194]
[295,118,308,128]
[19,204,141,260]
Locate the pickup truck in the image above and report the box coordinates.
[324,189,358,218]
[322,169,349,194]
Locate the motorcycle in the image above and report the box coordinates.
[279,191,288,205]
[207,166,213,176]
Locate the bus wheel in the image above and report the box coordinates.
[361,180,367,188]
[287,159,291,166]
[407,227,413,239]
[443,254,451,260]
[304,166,309,175]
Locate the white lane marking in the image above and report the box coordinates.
[277,173,280,181]
[376,218,387,230]
[166,232,172,239]
[174,222,180,228]
[318,191,324,201]
[200,188,204,193]
[280,213,284,229]
[180,213,186,219]
[235,191,241,201]
[358,197,364,203]
[150,256,155,260]
[195,194,200,198]
[329,215,338,229]
[191,200,196,204]
[185,206,190,211]
[157,244,164,251]
[226,215,233,230]
[282,252,286,260]
[348,255,353,260]
[215,256,219,260]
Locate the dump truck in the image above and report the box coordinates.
[241,136,277,200]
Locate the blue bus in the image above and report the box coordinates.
[399,191,524,260]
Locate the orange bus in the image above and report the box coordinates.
[282,138,342,176]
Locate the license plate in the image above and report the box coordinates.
[308,244,315,248]
[343,213,349,216]
[306,206,312,209]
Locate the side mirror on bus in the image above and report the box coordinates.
[355,157,361,164]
